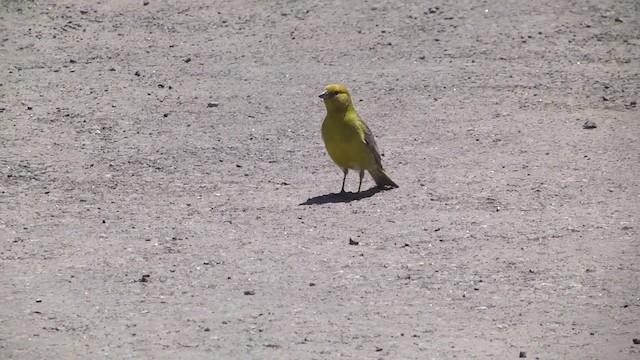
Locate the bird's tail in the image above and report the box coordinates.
[369,168,399,189]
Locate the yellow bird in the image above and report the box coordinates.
[319,84,399,193]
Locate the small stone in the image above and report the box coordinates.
[163,113,169,118]
[184,57,191,63]
[349,238,359,245]
[582,120,597,129]
[519,351,527,358]
[602,95,609,101]
[207,102,219,108]
[614,17,623,23]
[134,70,141,76]
[143,1,150,5]
[244,290,255,295]
[633,338,640,345]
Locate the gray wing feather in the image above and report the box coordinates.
[361,121,383,169]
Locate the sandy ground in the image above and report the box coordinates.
[1,0,639,359]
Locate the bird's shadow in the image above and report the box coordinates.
[300,186,386,205]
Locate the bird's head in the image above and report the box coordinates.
[319,84,353,112]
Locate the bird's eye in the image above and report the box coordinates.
[330,91,339,97]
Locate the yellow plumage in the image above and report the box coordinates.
[319,84,399,193]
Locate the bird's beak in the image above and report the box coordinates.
[319,91,329,99]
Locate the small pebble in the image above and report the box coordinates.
[582,120,597,129]
[519,351,527,358]
[244,290,255,295]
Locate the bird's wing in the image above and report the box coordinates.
[361,120,383,169]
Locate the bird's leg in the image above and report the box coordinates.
[340,168,349,193]
[358,170,365,192]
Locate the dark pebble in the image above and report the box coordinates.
[244,290,255,295]
[519,351,527,358]
[143,1,149,5]
[582,120,597,129]
[207,102,219,108]
[184,57,192,63]
[163,113,169,118]
[633,338,640,345]
[349,238,359,245]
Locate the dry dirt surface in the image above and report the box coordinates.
[1,0,639,359]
